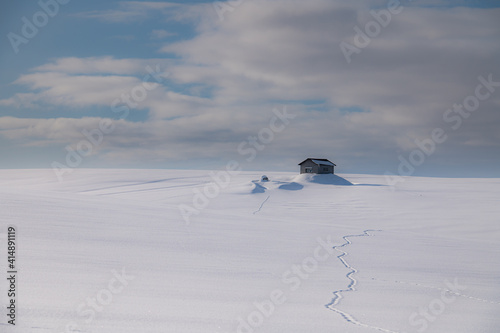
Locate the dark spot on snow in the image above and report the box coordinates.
[278,182,304,191]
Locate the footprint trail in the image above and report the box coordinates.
[325,229,401,333]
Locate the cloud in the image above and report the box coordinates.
[2,0,500,174]
[161,0,500,152]
[0,93,41,109]
[33,56,171,75]
[0,116,109,146]
[150,29,176,40]
[6,72,144,109]
[1,57,172,111]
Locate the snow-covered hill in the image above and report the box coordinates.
[1,169,499,332]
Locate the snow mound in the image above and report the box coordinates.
[278,182,304,191]
[292,173,353,186]
[232,174,353,195]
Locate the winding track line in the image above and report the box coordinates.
[253,195,270,215]
[325,229,402,333]
[373,278,500,305]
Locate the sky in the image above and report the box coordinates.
[0,0,499,178]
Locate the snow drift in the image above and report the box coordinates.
[292,173,353,186]
[0,169,499,333]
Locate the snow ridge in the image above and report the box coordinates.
[326,230,401,333]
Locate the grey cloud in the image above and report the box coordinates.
[2,0,499,175]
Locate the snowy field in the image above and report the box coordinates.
[1,169,499,333]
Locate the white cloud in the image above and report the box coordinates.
[150,29,176,40]
[1,57,172,110]
[2,0,500,173]
[33,56,171,75]
[0,117,108,145]
[7,72,143,108]
[160,0,500,151]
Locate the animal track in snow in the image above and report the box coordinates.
[373,278,500,305]
[325,229,401,333]
[253,195,270,215]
